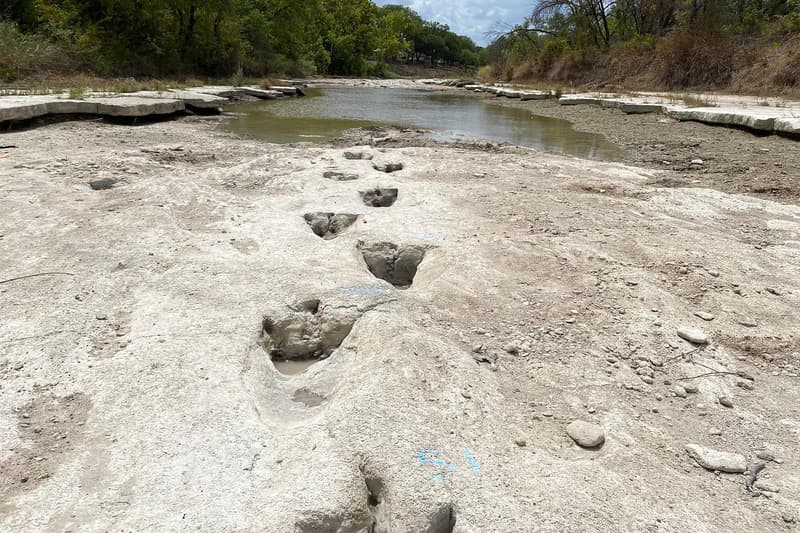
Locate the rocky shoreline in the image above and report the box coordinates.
[0,84,305,125]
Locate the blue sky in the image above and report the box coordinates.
[374,0,532,46]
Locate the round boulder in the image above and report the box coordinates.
[566,420,605,448]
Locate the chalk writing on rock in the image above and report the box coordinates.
[417,448,481,481]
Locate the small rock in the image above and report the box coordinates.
[514,439,527,447]
[690,159,704,166]
[566,420,605,448]
[709,428,722,436]
[677,327,709,345]
[96,314,108,321]
[756,450,777,462]
[683,383,699,394]
[685,444,747,473]
[694,311,715,321]
[461,391,472,399]
[754,480,780,493]
[679,266,689,275]
[673,385,688,398]
[736,380,754,391]
[783,514,797,524]
[739,320,758,328]
[504,343,519,355]
[719,396,734,408]
[641,376,654,385]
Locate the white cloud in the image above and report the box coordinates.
[374,0,531,45]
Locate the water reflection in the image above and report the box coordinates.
[224,87,622,161]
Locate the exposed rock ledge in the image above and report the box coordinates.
[0,84,304,124]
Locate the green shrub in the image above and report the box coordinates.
[0,18,68,82]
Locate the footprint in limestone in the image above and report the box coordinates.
[360,188,398,207]
[357,241,427,290]
[324,170,361,181]
[304,212,360,240]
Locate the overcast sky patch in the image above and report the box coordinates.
[374,0,531,46]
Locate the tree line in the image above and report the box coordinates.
[0,0,481,81]
[484,0,800,89]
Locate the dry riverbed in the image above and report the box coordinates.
[1,99,799,532]
[484,95,800,204]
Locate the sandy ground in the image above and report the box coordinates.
[482,96,800,204]
[1,101,800,532]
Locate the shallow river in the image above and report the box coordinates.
[224,86,623,161]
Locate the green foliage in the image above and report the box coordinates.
[0,18,65,82]
[0,0,481,79]
[482,0,800,89]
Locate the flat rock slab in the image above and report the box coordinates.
[668,107,780,131]
[134,90,227,110]
[92,97,184,117]
[0,94,184,122]
[685,444,747,473]
[0,96,52,122]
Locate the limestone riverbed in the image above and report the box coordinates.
[1,86,800,532]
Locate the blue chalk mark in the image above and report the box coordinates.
[418,449,447,468]
[461,448,481,476]
[411,234,444,242]
[418,450,457,481]
[340,284,391,298]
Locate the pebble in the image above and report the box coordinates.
[756,450,778,462]
[677,327,709,345]
[709,428,722,436]
[514,439,527,447]
[685,443,747,473]
[461,391,472,399]
[566,420,605,448]
[673,385,688,398]
[641,376,654,385]
[718,396,734,408]
[96,314,108,321]
[694,311,715,321]
[739,320,758,328]
[754,480,780,493]
[784,514,797,524]
[504,343,519,355]
[736,380,754,391]
[690,159,704,166]
[683,383,699,394]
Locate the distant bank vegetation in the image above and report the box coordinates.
[482,0,800,94]
[0,0,480,83]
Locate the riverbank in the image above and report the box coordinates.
[1,85,800,531]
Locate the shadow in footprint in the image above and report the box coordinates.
[324,170,360,181]
[358,241,426,289]
[373,162,404,173]
[360,188,398,207]
[304,212,359,240]
[261,299,361,375]
[89,178,121,190]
